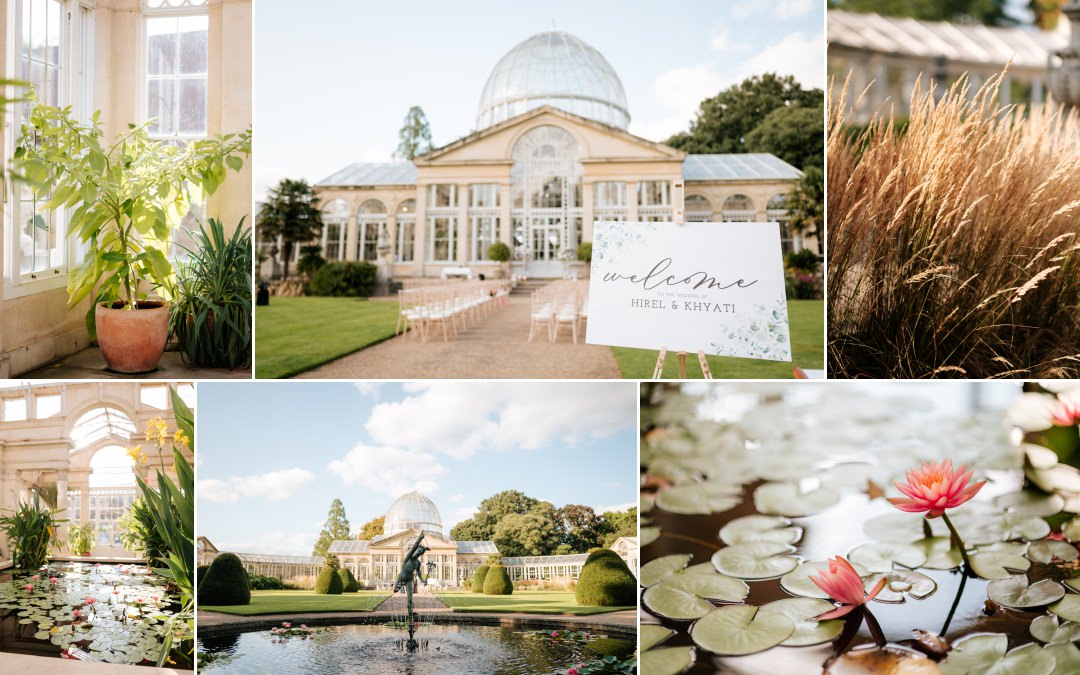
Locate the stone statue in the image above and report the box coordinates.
[395,532,432,650]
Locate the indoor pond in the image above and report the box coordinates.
[198,623,635,674]
[640,382,1080,675]
[0,561,191,667]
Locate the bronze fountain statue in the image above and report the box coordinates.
[395,532,436,651]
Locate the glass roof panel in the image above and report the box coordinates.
[70,407,136,450]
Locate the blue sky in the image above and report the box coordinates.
[253,0,824,197]
[196,382,638,555]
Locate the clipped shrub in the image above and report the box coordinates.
[482,564,513,596]
[199,553,251,605]
[471,565,490,593]
[248,573,285,591]
[337,566,359,592]
[196,565,210,588]
[577,242,592,264]
[314,566,344,595]
[487,241,511,263]
[784,249,820,273]
[309,262,377,297]
[575,549,636,607]
[297,244,326,277]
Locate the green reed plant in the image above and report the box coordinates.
[69,523,95,556]
[119,496,168,565]
[828,72,1080,378]
[0,494,65,570]
[170,218,252,369]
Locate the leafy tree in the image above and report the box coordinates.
[1029,0,1065,29]
[745,105,825,171]
[492,513,559,557]
[257,178,323,280]
[554,504,606,552]
[356,515,385,541]
[394,106,433,161]
[296,244,326,277]
[828,0,1013,26]
[785,166,824,248]
[449,490,543,542]
[312,499,351,558]
[666,74,822,156]
[600,507,638,547]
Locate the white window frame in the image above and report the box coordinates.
[3,0,95,297]
[141,2,209,143]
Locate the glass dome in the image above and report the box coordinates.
[476,31,630,130]
[383,491,443,536]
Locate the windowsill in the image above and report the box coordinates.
[3,274,68,300]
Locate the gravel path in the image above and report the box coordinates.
[297,294,621,379]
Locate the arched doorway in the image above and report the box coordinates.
[69,406,139,558]
[511,125,583,277]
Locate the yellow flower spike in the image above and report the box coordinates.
[126,445,142,461]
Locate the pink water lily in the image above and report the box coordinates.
[85,597,96,605]
[73,609,80,618]
[1050,394,1080,427]
[48,577,58,584]
[32,574,40,580]
[887,460,984,518]
[809,556,886,620]
[24,584,34,592]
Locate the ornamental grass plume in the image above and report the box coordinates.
[827,71,1080,378]
[809,556,887,620]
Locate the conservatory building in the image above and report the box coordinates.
[203,491,639,589]
[273,30,808,281]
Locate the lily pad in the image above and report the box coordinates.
[969,551,1031,580]
[712,543,799,580]
[1028,540,1079,564]
[656,481,741,515]
[780,559,870,600]
[863,512,933,543]
[643,571,749,620]
[640,646,695,675]
[756,597,844,646]
[753,481,839,517]
[641,624,676,651]
[994,492,1065,518]
[1045,642,1080,675]
[1031,614,1080,645]
[690,604,796,655]
[719,515,802,546]
[987,574,1065,608]
[1063,517,1080,543]
[939,633,1055,675]
[913,537,964,570]
[864,569,937,603]
[641,554,693,587]
[848,542,927,573]
[1050,595,1080,623]
[641,525,661,546]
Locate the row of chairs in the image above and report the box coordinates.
[529,280,589,344]
[396,281,512,342]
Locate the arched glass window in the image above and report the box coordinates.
[358,200,387,262]
[396,199,416,262]
[685,194,712,222]
[722,194,756,222]
[88,445,137,549]
[70,407,136,450]
[510,126,583,264]
[321,199,349,261]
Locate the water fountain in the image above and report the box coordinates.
[393,532,436,651]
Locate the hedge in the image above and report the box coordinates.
[309,262,377,297]
[337,566,360,592]
[471,565,490,593]
[482,564,513,595]
[575,549,636,606]
[199,553,251,606]
[249,573,285,591]
[196,565,210,588]
[314,566,344,594]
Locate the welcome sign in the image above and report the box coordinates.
[586,221,792,362]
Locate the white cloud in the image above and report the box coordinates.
[364,383,635,459]
[198,468,315,504]
[710,30,750,53]
[352,382,383,398]
[596,502,636,514]
[448,493,465,503]
[653,64,726,121]
[446,505,478,530]
[738,31,825,90]
[327,443,445,498]
[775,0,815,19]
[216,531,316,556]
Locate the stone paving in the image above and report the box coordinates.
[297,293,621,379]
[22,347,250,379]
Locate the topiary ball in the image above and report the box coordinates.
[482,564,513,595]
[471,565,490,593]
[575,549,635,606]
[199,553,251,605]
[314,566,344,595]
[337,566,359,593]
[196,565,210,588]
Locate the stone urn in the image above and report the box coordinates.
[1049,2,1080,106]
[95,301,170,373]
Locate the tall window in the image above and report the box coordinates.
[396,199,416,262]
[686,194,712,222]
[145,14,208,140]
[321,200,349,261]
[469,185,499,262]
[427,185,457,262]
[722,194,756,222]
[638,180,672,222]
[357,200,387,262]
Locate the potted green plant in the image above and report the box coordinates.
[0,495,65,570]
[487,241,511,278]
[70,523,95,557]
[576,242,592,278]
[17,100,251,373]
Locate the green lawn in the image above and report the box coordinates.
[435,591,632,616]
[254,297,400,378]
[613,299,825,379]
[199,590,390,615]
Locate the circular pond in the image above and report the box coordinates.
[198,623,634,674]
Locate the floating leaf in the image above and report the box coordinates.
[863,512,931,543]
[987,574,1065,608]
[640,646,695,675]
[1031,614,1080,645]
[1028,540,1079,564]
[719,515,802,546]
[690,604,795,655]
[1045,642,1080,675]
[641,525,661,547]
[864,569,937,603]
[756,597,844,646]
[656,481,741,515]
[641,554,693,587]
[641,624,676,651]
[753,481,839,517]
[913,537,964,570]
[994,492,1065,518]
[780,559,869,600]
[939,634,1055,675]
[712,543,799,580]
[969,551,1031,580]
[643,571,749,620]
[1063,517,1080,543]
[1050,595,1080,623]
[848,542,927,573]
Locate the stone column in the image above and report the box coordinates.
[56,471,69,544]
[626,181,639,222]
[387,211,398,263]
[81,489,91,528]
[582,182,595,243]
[414,186,428,276]
[457,184,470,264]
[499,182,512,246]
[345,210,359,262]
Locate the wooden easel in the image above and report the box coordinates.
[652,180,713,380]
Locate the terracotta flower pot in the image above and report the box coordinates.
[95,300,170,373]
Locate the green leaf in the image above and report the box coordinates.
[1031,614,1080,645]
[940,635,1055,675]
[756,597,844,646]
[643,570,749,620]
[641,554,693,587]
[753,481,839,517]
[847,541,927,573]
[970,551,1031,580]
[986,575,1065,609]
[225,155,243,172]
[864,569,937,603]
[711,542,799,580]
[641,624,675,652]
[655,481,740,515]
[690,604,795,655]
[1050,595,1080,623]
[719,515,802,546]
[640,646,694,675]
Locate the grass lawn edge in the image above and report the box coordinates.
[265,330,399,379]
